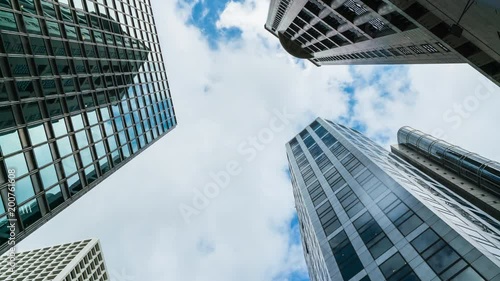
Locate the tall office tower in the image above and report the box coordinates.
[286,118,500,281]
[0,0,177,254]
[0,238,110,280]
[265,0,500,87]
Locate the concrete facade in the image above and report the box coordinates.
[266,0,500,87]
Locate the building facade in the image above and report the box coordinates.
[286,118,500,281]
[266,0,500,87]
[0,0,177,255]
[392,126,500,222]
[0,238,110,281]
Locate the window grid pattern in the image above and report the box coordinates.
[0,239,109,281]
[287,119,499,281]
[326,119,500,275]
[0,0,176,254]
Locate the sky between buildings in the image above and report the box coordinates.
[15,1,500,281]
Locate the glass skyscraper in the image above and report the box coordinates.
[286,118,500,281]
[0,0,176,255]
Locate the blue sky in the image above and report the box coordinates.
[187,0,243,48]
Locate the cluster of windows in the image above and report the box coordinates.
[353,211,393,260]
[316,200,341,237]
[340,152,365,176]
[280,0,403,55]
[355,169,388,200]
[329,230,364,280]
[336,185,364,218]
[316,42,445,63]
[308,180,326,207]
[410,228,485,280]
[0,0,176,252]
[377,192,423,236]
[379,253,420,281]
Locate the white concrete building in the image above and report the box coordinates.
[0,239,109,281]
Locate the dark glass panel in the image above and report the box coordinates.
[2,34,24,54]
[46,185,64,210]
[19,198,41,228]
[22,102,42,123]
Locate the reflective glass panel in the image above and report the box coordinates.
[28,124,47,145]
[0,130,22,156]
[46,185,64,210]
[62,155,77,176]
[34,144,53,167]
[39,164,58,189]
[15,176,35,204]
[5,153,29,176]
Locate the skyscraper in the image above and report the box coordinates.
[286,118,500,281]
[266,0,500,87]
[0,0,177,255]
[0,238,110,280]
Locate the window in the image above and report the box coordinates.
[336,186,364,218]
[329,230,364,280]
[379,253,418,281]
[354,211,393,259]
[436,42,450,52]
[408,45,425,54]
[421,44,439,54]
[317,201,341,236]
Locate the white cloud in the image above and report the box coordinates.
[15,1,500,281]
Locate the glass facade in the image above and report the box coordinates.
[286,118,500,281]
[0,0,176,254]
[397,126,500,198]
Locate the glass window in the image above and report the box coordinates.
[0,130,23,156]
[15,176,35,204]
[23,15,42,34]
[87,111,98,125]
[71,114,84,131]
[75,131,88,149]
[452,267,484,281]
[57,136,72,157]
[95,141,106,158]
[16,80,34,99]
[46,20,61,37]
[41,79,58,96]
[51,118,68,138]
[0,11,18,32]
[46,185,64,210]
[79,148,93,168]
[35,57,53,76]
[91,125,102,141]
[67,174,82,195]
[411,228,440,253]
[34,144,53,167]
[73,0,84,10]
[426,245,460,275]
[8,57,31,77]
[85,165,97,184]
[19,198,41,228]
[2,34,24,54]
[380,253,407,278]
[46,98,63,117]
[28,124,47,145]
[62,155,78,176]
[39,164,58,189]
[5,153,29,176]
